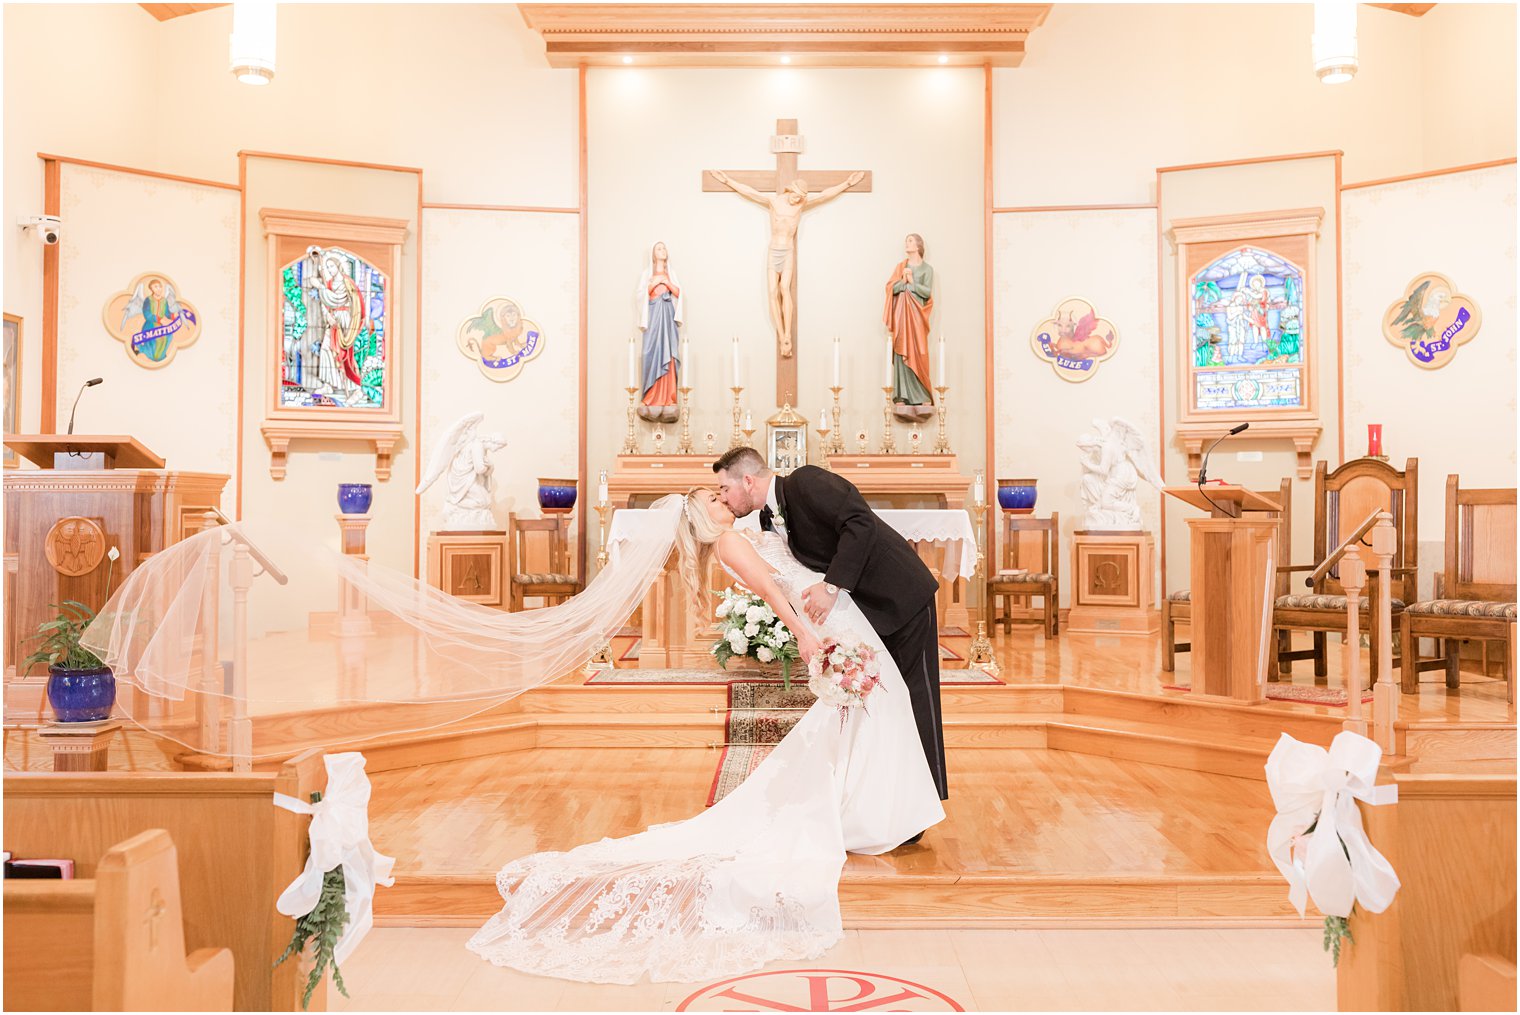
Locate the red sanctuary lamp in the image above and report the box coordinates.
[1366,423,1385,460]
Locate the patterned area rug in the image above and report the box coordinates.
[616,631,974,667]
[584,664,1003,686]
[707,682,819,806]
[1163,683,1373,707]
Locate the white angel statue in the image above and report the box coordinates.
[416,411,508,532]
[1076,417,1164,531]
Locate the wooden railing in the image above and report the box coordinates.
[1305,509,1400,749]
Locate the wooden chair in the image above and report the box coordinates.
[508,513,580,611]
[1274,458,1418,681]
[987,514,1059,637]
[1399,476,1516,702]
[4,829,235,1011]
[1163,478,1292,672]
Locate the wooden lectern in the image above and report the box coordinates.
[1163,485,1283,703]
[3,436,228,718]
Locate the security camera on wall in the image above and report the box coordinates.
[18,215,61,245]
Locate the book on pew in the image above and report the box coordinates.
[4,857,75,879]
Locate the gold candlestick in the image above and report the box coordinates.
[728,386,745,450]
[879,386,897,455]
[933,384,951,454]
[585,501,616,670]
[741,420,757,449]
[676,386,694,454]
[967,489,998,676]
[828,385,846,455]
[621,386,640,455]
[816,424,832,467]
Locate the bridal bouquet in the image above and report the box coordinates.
[807,638,884,726]
[711,586,801,690]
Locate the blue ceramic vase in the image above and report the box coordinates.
[537,478,578,514]
[997,479,1039,515]
[47,665,116,723]
[337,483,373,515]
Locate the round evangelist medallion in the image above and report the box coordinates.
[45,516,107,577]
[677,968,966,1012]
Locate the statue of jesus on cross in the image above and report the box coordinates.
[704,119,871,407]
[708,168,864,358]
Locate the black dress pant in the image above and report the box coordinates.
[880,600,948,800]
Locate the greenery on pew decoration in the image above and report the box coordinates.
[273,790,350,1010]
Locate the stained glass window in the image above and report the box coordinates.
[279,246,388,410]
[1187,246,1307,414]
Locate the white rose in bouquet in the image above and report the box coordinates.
[756,646,775,663]
[745,605,766,624]
[775,628,791,645]
[716,600,733,618]
[744,622,760,637]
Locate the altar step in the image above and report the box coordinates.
[375,869,1306,928]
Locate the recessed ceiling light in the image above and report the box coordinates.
[780,54,791,65]
[937,54,949,65]
[622,55,633,65]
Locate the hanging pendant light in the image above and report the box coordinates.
[230,1,277,86]
[1312,1,1358,84]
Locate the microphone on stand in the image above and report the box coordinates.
[66,377,104,436]
[1198,422,1249,514]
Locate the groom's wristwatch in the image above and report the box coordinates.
[825,583,839,595]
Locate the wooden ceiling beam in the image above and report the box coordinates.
[139,3,227,22]
[518,3,1052,68]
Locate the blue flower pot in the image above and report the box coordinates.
[337,483,373,515]
[537,478,578,514]
[47,665,116,723]
[997,479,1038,515]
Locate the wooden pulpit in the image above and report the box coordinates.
[3,435,228,718]
[1163,485,1283,703]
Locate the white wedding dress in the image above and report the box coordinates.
[466,529,945,984]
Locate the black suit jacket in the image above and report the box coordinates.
[774,465,939,637]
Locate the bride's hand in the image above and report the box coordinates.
[795,630,823,665]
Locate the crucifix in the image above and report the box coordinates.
[704,118,872,407]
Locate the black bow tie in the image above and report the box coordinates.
[759,506,775,533]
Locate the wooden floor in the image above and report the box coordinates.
[329,925,1337,1012]
[368,746,1277,879]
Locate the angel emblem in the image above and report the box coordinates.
[1075,417,1164,531]
[104,272,201,368]
[416,411,508,532]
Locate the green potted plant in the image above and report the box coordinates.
[24,600,115,723]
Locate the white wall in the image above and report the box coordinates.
[587,67,985,496]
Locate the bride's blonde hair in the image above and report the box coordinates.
[675,489,728,614]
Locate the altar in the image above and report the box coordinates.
[607,500,978,669]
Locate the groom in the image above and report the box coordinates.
[713,448,949,806]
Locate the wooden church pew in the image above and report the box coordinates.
[3,749,327,1011]
[4,828,234,1011]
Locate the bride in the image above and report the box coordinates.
[465,488,946,984]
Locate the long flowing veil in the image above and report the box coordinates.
[79,496,685,761]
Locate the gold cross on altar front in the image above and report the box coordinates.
[703,118,872,407]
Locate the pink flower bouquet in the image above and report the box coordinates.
[806,638,884,725]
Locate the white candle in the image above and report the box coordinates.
[937,336,946,382]
[732,337,740,388]
[819,407,828,431]
[744,410,753,430]
[628,338,638,388]
[973,472,985,506]
[681,337,690,382]
[598,469,609,505]
[832,337,841,387]
[885,338,894,388]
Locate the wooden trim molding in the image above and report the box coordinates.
[1157,151,1343,176]
[238,150,424,177]
[983,62,995,535]
[259,423,402,482]
[1167,207,1325,247]
[41,159,60,432]
[258,208,410,247]
[577,65,590,582]
[1341,157,1517,191]
[422,202,580,215]
[414,173,424,579]
[993,202,1156,214]
[519,3,1051,67]
[36,153,238,191]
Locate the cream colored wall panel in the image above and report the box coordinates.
[418,208,580,548]
[56,165,239,506]
[992,209,1160,605]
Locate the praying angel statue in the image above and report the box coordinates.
[1075,417,1165,531]
[416,411,508,532]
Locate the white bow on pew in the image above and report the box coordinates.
[274,752,396,963]
[1264,731,1401,919]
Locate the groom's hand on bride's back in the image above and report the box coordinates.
[801,582,839,624]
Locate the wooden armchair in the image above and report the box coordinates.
[1399,476,1516,701]
[1163,478,1292,672]
[1273,458,1418,681]
[987,514,1059,637]
[508,513,580,611]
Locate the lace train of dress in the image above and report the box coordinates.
[466,531,945,984]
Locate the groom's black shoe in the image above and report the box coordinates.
[897,831,926,848]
